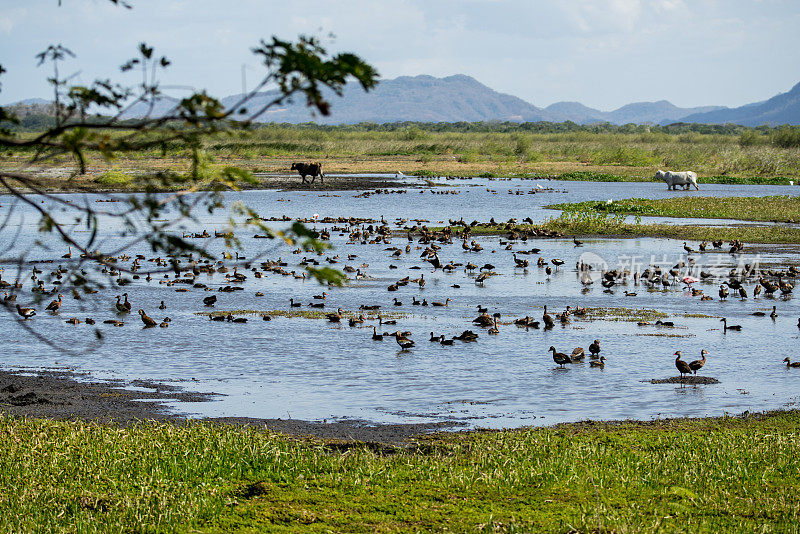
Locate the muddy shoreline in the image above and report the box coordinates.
[0,368,464,443]
[2,367,776,446]
[0,173,413,195]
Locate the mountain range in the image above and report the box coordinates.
[9,75,800,126]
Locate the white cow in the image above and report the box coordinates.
[655,169,699,190]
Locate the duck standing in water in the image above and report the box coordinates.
[674,351,691,380]
[394,332,414,350]
[139,309,157,328]
[16,304,36,319]
[549,346,571,368]
[689,350,708,375]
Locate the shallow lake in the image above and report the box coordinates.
[2,177,799,428]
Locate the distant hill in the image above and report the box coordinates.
[679,82,800,126]
[544,101,607,123]
[8,75,800,126]
[545,100,725,125]
[222,74,554,124]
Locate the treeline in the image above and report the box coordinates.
[4,113,800,148]
[252,120,799,138]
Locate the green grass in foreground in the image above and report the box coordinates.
[548,195,800,223]
[1,412,799,532]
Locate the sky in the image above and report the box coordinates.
[2,0,799,111]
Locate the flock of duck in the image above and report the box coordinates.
[2,210,800,384]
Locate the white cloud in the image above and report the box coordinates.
[0,17,12,35]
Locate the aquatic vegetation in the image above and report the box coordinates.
[579,307,668,322]
[94,168,133,186]
[548,196,800,223]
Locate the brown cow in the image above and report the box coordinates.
[290,162,324,184]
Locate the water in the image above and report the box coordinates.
[2,177,799,428]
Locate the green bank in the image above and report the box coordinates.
[547,195,800,223]
[1,412,798,532]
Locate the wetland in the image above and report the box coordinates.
[3,175,800,430]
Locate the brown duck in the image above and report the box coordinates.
[139,309,157,328]
[674,351,691,379]
[689,349,708,375]
[550,346,571,368]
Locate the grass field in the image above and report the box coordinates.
[3,126,800,190]
[547,196,800,223]
[1,412,798,532]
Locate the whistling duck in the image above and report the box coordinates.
[326,308,343,322]
[542,305,554,329]
[551,258,564,270]
[64,317,81,325]
[549,346,571,368]
[309,301,325,308]
[62,246,72,259]
[313,291,328,300]
[393,297,402,306]
[85,318,95,325]
[473,313,494,327]
[139,309,157,327]
[16,304,35,319]
[379,315,397,326]
[573,237,583,247]
[784,358,800,368]
[689,350,708,375]
[718,285,728,300]
[770,306,778,319]
[203,295,217,307]
[440,336,454,346]
[348,314,365,327]
[488,316,499,335]
[103,319,124,326]
[45,294,63,312]
[115,295,128,313]
[394,332,415,350]
[122,293,132,312]
[570,347,586,361]
[432,298,452,307]
[720,318,741,332]
[590,356,606,368]
[655,320,674,327]
[514,316,530,326]
[738,286,747,300]
[674,351,691,379]
[372,327,384,341]
[429,332,440,342]
[158,301,166,310]
[454,330,479,341]
[589,340,601,358]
